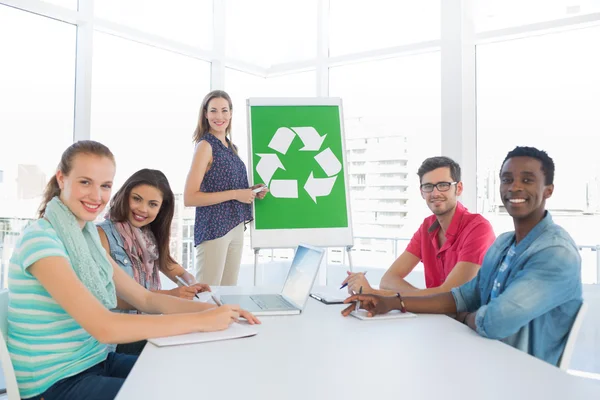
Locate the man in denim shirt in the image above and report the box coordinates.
[342,146,583,366]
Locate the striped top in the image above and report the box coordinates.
[194,133,253,246]
[7,219,108,398]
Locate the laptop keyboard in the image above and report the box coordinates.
[250,295,294,310]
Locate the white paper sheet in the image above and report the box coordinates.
[350,309,416,320]
[148,323,258,347]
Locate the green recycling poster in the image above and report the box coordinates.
[249,102,350,232]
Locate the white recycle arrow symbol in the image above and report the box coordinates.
[269,179,298,198]
[256,153,285,185]
[256,126,342,202]
[268,127,296,155]
[314,148,342,177]
[265,126,327,155]
[291,127,327,151]
[304,172,338,203]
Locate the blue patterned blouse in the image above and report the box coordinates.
[193,133,253,246]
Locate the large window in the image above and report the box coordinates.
[90,32,211,194]
[225,0,318,67]
[477,26,600,283]
[0,5,76,287]
[330,52,441,267]
[2,1,598,284]
[329,0,440,56]
[94,0,213,49]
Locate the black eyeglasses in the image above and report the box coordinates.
[420,181,458,193]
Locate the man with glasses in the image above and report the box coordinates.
[342,156,495,297]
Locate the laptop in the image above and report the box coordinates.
[220,244,325,316]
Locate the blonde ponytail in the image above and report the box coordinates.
[37,175,61,218]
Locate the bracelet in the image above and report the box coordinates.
[462,312,470,324]
[395,293,407,313]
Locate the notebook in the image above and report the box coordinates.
[350,309,416,320]
[148,323,258,347]
[310,288,349,304]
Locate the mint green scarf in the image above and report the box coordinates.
[45,197,117,309]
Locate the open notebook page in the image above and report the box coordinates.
[148,323,258,347]
[350,309,416,320]
[311,288,350,303]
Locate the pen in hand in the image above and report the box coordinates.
[175,275,199,300]
[355,286,362,313]
[339,271,368,290]
[211,293,223,307]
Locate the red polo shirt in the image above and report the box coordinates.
[405,202,495,288]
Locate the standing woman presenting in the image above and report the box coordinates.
[184,90,267,285]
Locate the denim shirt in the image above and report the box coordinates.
[97,220,139,285]
[97,220,141,351]
[451,212,582,366]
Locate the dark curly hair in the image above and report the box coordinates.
[501,146,555,185]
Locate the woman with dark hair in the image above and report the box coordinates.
[184,90,268,286]
[97,169,210,354]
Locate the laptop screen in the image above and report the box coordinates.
[281,245,324,308]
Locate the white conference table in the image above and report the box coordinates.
[116,286,600,400]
